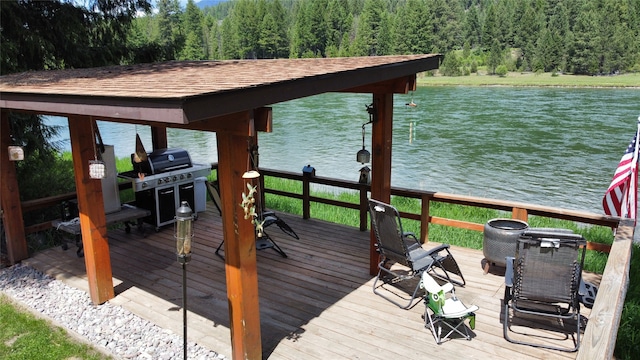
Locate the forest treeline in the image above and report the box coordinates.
[134,0,640,76]
[1,0,639,77]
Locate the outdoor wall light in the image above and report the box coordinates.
[8,146,24,161]
[357,104,375,164]
[88,160,106,179]
[175,200,194,360]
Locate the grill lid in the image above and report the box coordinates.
[132,148,192,175]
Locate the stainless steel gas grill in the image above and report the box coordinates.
[118,148,210,231]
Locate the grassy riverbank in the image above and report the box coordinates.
[419,71,640,88]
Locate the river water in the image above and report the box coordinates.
[45,86,640,214]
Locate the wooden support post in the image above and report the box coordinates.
[68,116,114,304]
[420,194,431,244]
[512,207,528,222]
[0,110,29,264]
[369,93,393,275]
[359,183,368,231]
[216,125,262,360]
[302,172,311,220]
[150,126,168,150]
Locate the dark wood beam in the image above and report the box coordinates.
[216,123,262,360]
[98,108,272,135]
[369,93,394,275]
[68,115,114,304]
[0,110,29,264]
[150,126,168,150]
[341,75,416,94]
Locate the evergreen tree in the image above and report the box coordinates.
[156,0,184,60]
[290,0,328,57]
[393,0,431,54]
[440,51,462,76]
[428,0,462,53]
[232,0,261,59]
[462,4,482,49]
[481,2,499,51]
[326,0,352,55]
[259,12,281,58]
[487,38,503,74]
[207,20,222,59]
[513,0,545,71]
[179,0,205,60]
[268,0,290,58]
[352,0,387,56]
[570,4,600,74]
[220,15,238,59]
[599,0,635,74]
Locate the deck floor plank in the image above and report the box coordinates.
[22,205,594,359]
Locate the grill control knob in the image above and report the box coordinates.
[165,177,171,183]
[187,173,192,178]
[179,174,185,180]
[141,181,148,188]
[158,179,163,185]
[173,176,178,181]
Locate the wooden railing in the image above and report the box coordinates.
[577,218,634,359]
[20,165,631,359]
[255,167,621,249]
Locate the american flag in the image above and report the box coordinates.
[602,119,640,220]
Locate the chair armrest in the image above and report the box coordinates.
[505,256,515,287]
[425,243,451,255]
[403,232,418,240]
[441,282,454,293]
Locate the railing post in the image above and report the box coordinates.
[359,184,368,231]
[420,194,431,243]
[512,207,528,223]
[302,169,311,220]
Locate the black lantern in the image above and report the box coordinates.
[175,201,194,263]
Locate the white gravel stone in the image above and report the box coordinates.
[0,264,227,360]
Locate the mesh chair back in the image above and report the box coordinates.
[514,231,586,305]
[368,199,410,267]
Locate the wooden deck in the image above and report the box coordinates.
[23,204,600,360]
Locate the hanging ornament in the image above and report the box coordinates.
[89,120,106,179]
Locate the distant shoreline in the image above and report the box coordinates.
[418,71,640,88]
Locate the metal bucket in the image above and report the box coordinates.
[483,218,529,267]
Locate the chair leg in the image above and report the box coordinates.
[372,265,423,309]
[503,301,581,352]
[426,311,472,344]
[215,240,225,260]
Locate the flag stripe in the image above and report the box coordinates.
[603,121,640,221]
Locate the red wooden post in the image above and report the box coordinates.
[420,194,431,244]
[68,115,114,304]
[369,93,393,275]
[216,125,262,360]
[0,110,29,264]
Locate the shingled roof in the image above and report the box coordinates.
[0,55,441,124]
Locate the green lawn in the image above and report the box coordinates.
[0,294,112,360]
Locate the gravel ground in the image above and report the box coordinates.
[0,263,227,360]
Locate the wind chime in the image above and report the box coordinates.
[406,91,418,144]
[356,104,375,184]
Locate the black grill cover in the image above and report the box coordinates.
[132,148,192,175]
